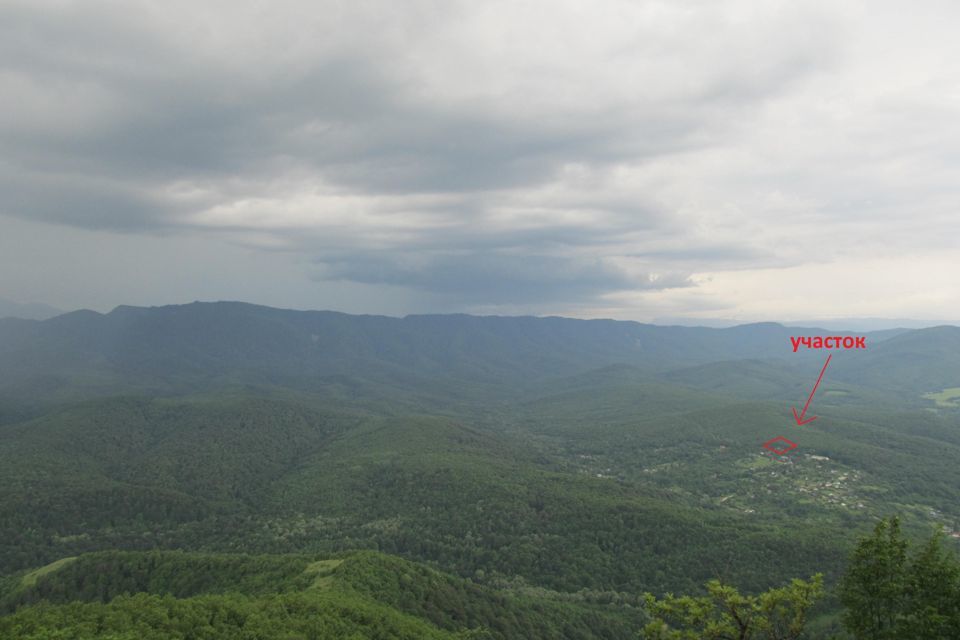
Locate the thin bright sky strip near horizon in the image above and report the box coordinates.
[1,0,958,325]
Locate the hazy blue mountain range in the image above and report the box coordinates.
[0,298,62,321]
[0,301,938,407]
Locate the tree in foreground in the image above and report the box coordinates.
[839,516,960,639]
[837,516,908,639]
[641,574,824,639]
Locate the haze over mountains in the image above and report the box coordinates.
[0,298,62,321]
[0,301,937,378]
[0,301,953,408]
[654,316,946,331]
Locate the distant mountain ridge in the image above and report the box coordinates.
[0,301,949,410]
[0,297,62,321]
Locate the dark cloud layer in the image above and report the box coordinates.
[318,252,692,304]
[5,1,956,320]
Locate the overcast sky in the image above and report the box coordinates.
[2,0,959,323]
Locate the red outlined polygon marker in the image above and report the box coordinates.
[762,436,798,456]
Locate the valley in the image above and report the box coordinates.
[1,303,958,637]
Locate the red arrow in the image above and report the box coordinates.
[792,354,832,426]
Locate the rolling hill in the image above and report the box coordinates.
[1,302,958,638]
[0,549,650,639]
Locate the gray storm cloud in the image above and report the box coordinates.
[2,0,959,319]
[318,253,692,304]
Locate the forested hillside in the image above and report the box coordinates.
[1,303,958,638]
[0,550,646,639]
[0,302,908,410]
